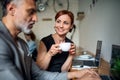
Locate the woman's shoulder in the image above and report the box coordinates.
[41,34,53,41]
[65,37,73,43]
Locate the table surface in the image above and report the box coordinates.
[71,58,110,75]
[71,57,110,80]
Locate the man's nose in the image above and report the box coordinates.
[32,14,38,22]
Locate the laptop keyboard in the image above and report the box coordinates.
[83,61,96,66]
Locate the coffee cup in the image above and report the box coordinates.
[59,42,71,52]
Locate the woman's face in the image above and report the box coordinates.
[54,14,73,36]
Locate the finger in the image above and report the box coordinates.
[86,69,100,78]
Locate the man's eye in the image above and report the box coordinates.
[29,11,35,15]
[30,12,34,15]
[27,9,36,15]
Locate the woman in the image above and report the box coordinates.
[24,31,38,61]
[36,10,76,72]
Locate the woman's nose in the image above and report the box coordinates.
[60,23,63,28]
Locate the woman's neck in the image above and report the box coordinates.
[52,33,66,43]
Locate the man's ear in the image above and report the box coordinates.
[7,3,16,16]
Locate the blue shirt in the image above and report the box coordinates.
[27,40,37,54]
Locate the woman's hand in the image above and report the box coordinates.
[48,44,61,56]
[69,43,76,55]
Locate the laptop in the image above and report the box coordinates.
[72,40,102,68]
[100,44,120,80]
[72,44,120,80]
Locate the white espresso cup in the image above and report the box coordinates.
[59,42,71,52]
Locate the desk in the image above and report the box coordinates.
[98,58,110,75]
[71,58,110,80]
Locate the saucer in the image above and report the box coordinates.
[78,54,92,59]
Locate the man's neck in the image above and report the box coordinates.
[2,17,20,39]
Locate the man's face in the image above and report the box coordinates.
[14,0,37,34]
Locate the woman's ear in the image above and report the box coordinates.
[69,24,76,33]
[69,28,72,32]
[69,24,74,32]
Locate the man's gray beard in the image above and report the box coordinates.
[22,27,31,34]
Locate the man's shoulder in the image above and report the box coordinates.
[0,35,7,45]
[0,31,7,43]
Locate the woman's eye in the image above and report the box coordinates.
[56,20,60,23]
[64,22,69,25]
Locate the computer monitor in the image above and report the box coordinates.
[100,44,120,80]
[111,44,120,59]
[110,44,120,80]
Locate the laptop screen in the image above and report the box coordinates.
[95,40,102,66]
[110,44,120,80]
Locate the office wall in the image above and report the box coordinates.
[79,0,120,62]
[1,0,119,62]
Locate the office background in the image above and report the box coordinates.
[0,0,120,62]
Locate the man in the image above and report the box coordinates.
[0,0,101,80]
